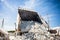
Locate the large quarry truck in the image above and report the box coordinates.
[16,8,49,35]
[9,8,51,40]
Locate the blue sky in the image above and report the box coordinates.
[0,0,60,30]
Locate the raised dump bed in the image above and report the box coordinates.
[17,9,49,33]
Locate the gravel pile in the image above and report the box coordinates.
[10,22,51,40]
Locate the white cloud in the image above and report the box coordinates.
[42,14,55,21]
[1,0,37,12]
[51,26,60,30]
[0,0,4,2]
[4,2,15,11]
[1,0,16,12]
[20,0,36,11]
[24,0,35,8]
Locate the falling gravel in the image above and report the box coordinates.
[9,21,51,40]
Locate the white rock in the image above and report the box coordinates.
[9,21,51,40]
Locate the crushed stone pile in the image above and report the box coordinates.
[10,22,51,40]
